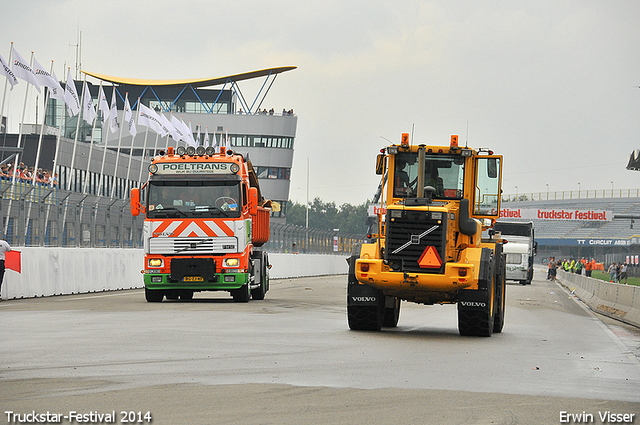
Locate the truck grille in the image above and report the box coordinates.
[385,211,446,274]
[149,237,237,255]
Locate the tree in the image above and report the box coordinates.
[286,198,369,235]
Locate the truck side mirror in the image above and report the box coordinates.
[131,188,142,216]
[248,187,258,215]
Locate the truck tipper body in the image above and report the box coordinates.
[131,145,271,302]
[348,133,506,336]
[494,221,536,285]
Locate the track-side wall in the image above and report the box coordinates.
[1,248,349,300]
[554,267,640,328]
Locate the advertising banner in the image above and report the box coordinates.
[501,207,612,222]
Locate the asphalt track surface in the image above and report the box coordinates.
[1,270,639,425]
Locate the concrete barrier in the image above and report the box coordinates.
[0,248,349,301]
[553,267,640,328]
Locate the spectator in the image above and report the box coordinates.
[608,262,617,283]
[585,259,592,277]
[620,262,628,284]
[0,234,11,302]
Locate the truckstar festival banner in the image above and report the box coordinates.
[500,208,612,221]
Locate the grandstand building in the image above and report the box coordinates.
[0,66,297,223]
[500,193,640,265]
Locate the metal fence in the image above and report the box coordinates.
[0,179,365,254]
[503,188,640,203]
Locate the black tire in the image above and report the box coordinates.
[232,283,250,303]
[458,279,494,337]
[382,297,401,328]
[166,291,179,300]
[348,303,384,331]
[145,287,164,303]
[493,267,506,333]
[179,290,194,300]
[251,252,267,300]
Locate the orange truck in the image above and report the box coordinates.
[131,145,271,302]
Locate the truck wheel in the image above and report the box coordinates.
[251,252,267,300]
[382,297,401,328]
[232,283,250,303]
[145,287,164,303]
[179,290,194,300]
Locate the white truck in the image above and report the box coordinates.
[493,221,536,285]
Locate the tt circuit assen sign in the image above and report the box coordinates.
[500,207,612,222]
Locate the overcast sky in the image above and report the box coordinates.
[1,0,639,206]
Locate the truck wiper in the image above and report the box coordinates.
[152,207,188,217]
[190,205,230,217]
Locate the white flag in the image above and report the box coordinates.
[33,58,62,95]
[48,70,64,101]
[157,112,176,140]
[170,115,187,142]
[196,125,201,145]
[82,81,96,124]
[187,120,197,147]
[109,87,119,133]
[138,103,167,136]
[11,49,41,93]
[64,70,81,116]
[97,85,110,122]
[0,53,18,90]
[124,96,136,137]
[204,128,210,146]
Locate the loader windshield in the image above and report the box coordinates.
[393,152,465,199]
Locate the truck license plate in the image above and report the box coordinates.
[183,276,204,282]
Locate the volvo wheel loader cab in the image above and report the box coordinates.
[347,133,506,336]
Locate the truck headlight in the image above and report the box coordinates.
[148,258,163,268]
[224,258,239,267]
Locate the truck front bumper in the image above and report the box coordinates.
[144,272,249,291]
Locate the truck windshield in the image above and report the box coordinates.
[146,181,241,218]
[393,152,465,199]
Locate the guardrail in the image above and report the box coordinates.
[0,248,349,301]
[553,267,640,328]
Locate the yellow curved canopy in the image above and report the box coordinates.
[82,66,297,88]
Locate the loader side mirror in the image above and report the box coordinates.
[375,154,385,175]
[487,158,498,179]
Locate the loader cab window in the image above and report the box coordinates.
[146,180,241,218]
[473,157,501,216]
[393,152,464,199]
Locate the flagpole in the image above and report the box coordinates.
[96,86,117,198]
[0,43,14,135]
[82,80,102,194]
[31,60,56,186]
[24,60,56,241]
[137,126,151,187]
[123,98,140,194]
[109,92,128,199]
[4,50,35,237]
[66,74,86,191]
